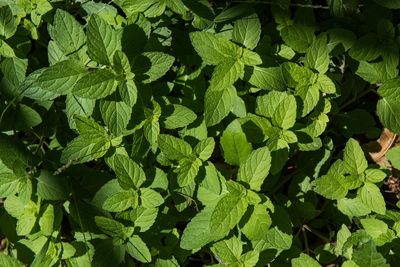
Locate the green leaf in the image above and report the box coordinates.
[126,235,152,263]
[75,115,109,140]
[135,52,175,83]
[180,207,216,250]
[65,95,96,129]
[162,104,196,129]
[103,190,137,212]
[337,197,371,217]
[220,120,252,166]
[140,188,164,208]
[233,13,261,50]
[176,156,202,187]
[205,85,237,126]
[377,98,400,134]
[248,66,286,91]
[237,147,271,191]
[210,190,248,237]
[281,24,315,52]
[189,31,241,65]
[50,9,86,54]
[359,183,386,215]
[113,154,146,189]
[208,59,244,91]
[0,172,19,197]
[256,91,287,118]
[272,94,297,129]
[313,173,349,200]
[211,236,242,263]
[296,83,320,117]
[352,241,389,267]
[39,204,54,236]
[158,134,192,161]
[343,138,368,174]
[305,34,330,74]
[377,78,400,100]
[292,253,321,267]
[87,14,120,65]
[61,137,110,163]
[241,204,271,241]
[260,226,293,251]
[386,146,400,169]
[0,252,24,267]
[0,5,17,39]
[349,34,380,61]
[35,60,86,94]
[99,100,132,136]
[194,137,215,161]
[94,216,127,239]
[37,170,69,200]
[72,69,118,99]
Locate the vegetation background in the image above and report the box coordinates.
[1,0,400,266]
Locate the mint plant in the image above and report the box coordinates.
[0,0,400,266]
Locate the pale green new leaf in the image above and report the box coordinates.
[241,204,271,241]
[248,66,286,91]
[72,69,118,99]
[313,173,349,200]
[194,137,215,161]
[205,85,237,126]
[233,13,261,50]
[0,5,17,39]
[220,120,252,166]
[87,14,120,65]
[211,236,242,263]
[272,94,297,129]
[359,183,386,215]
[163,104,196,129]
[292,253,321,267]
[140,188,164,208]
[237,147,271,191]
[176,156,202,187]
[305,35,330,74]
[208,59,244,91]
[343,138,368,174]
[39,204,54,236]
[0,252,24,267]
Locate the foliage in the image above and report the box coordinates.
[0,0,400,266]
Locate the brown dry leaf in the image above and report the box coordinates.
[363,128,397,168]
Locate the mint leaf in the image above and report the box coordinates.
[237,147,271,191]
[158,134,192,161]
[305,34,330,74]
[359,183,386,215]
[377,98,400,134]
[233,13,261,50]
[72,69,118,99]
[50,9,86,54]
[87,14,121,65]
[126,235,152,263]
[210,190,248,237]
[205,85,236,126]
[190,31,240,65]
[220,120,252,166]
[343,138,368,174]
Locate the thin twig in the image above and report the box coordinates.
[339,85,378,110]
[303,224,331,243]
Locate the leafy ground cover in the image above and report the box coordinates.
[1,0,400,266]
